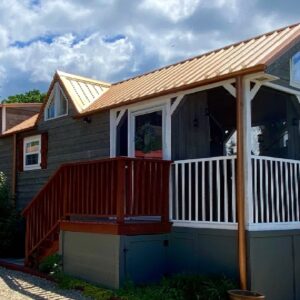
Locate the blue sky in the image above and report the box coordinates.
[0,0,299,101]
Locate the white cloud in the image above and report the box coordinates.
[0,32,134,84]
[140,0,200,22]
[0,0,299,99]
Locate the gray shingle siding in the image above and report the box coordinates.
[0,136,13,192]
[16,101,110,210]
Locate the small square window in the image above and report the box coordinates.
[24,135,41,171]
[290,52,300,88]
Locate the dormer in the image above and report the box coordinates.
[45,82,68,121]
[290,51,300,88]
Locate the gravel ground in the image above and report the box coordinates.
[0,267,91,300]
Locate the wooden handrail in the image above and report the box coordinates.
[23,157,172,265]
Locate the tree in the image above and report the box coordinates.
[3,89,46,104]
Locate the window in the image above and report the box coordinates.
[45,83,68,120]
[24,135,41,170]
[290,52,300,88]
[129,106,165,159]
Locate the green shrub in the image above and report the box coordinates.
[117,274,237,300]
[0,172,25,257]
[38,253,62,275]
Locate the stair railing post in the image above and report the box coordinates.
[116,158,126,224]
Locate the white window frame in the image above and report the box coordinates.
[23,135,42,171]
[290,52,300,89]
[44,82,68,121]
[128,104,167,159]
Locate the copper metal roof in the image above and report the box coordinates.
[57,71,110,112]
[1,113,39,136]
[81,22,300,114]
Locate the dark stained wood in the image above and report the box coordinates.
[171,92,210,160]
[23,157,172,266]
[60,220,172,235]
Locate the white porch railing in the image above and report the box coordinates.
[170,156,237,229]
[170,155,300,230]
[252,156,300,224]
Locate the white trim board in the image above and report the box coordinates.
[263,82,300,96]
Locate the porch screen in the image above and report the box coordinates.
[135,111,163,159]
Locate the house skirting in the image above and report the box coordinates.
[60,227,300,299]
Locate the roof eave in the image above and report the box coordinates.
[75,64,266,118]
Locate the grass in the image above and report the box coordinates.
[39,254,237,300]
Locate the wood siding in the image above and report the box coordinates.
[266,40,300,91]
[16,101,110,210]
[171,91,210,160]
[5,106,40,131]
[0,136,14,191]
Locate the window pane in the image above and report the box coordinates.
[47,97,55,119]
[26,141,39,153]
[292,52,300,83]
[135,111,162,159]
[57,90,67,116]
[26,154,39,166]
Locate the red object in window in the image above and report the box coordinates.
[135,149,163,159]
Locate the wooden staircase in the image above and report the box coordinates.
[22,157,172,267]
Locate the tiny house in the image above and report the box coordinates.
[1,23,300,300]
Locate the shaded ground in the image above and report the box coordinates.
[0,267,90,300]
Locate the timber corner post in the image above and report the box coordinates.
[236,75,252,290]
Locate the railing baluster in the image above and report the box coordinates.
[224,159,228,223]
[202,161,205,221]
[232,158,236,223]
[275,161,280,222]
[253,158,258,223]
[289,163,295,222]
[216,159,220,222]
[295,163,300,221]
[285,162,290,222]
[195,162,199,222]
[265,160,269,223]
[188,162,192,221]
[181,163,185,221]
[270,161,275,223]
[280,161,285,222]
[259,158,264,223]
[209,160,213,222]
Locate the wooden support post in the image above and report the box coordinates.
[236,76,252,290]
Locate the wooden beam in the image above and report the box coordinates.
[115,109,126,126]
[223,83,236,97]
[263,82,300,96]
[236,76,248,290]
[170,95,185,115]
[250,82,261,100]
